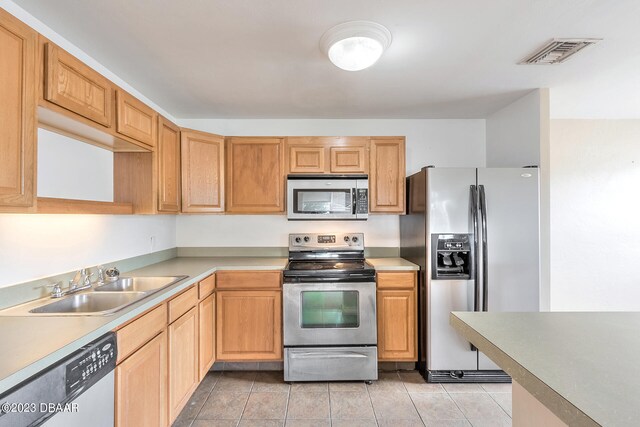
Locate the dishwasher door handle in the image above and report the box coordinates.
[290,351,369,360]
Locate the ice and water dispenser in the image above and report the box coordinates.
[431,234,472,280]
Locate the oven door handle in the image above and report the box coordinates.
[290,351,369,360]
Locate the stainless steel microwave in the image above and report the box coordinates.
[287,175,369,220]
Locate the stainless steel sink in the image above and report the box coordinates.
[29,292,147,315]
[94,276,187,294]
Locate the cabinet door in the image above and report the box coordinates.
[116,90,157,146]
[377,290,417,361]
[168,307,198,423]
[115,331,167,427]
[226,137,285,213]
[199,293,216,380]
[44,43,113,127]
[330,146,367,173]
[0,10,36,207]
[370,138,406,213]
[216,290,282,360]
[157,117,181,212]
[181,130,225,212]
[289,145,325,173]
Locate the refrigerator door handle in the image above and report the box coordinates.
[479,184,488,312]
[470,185,480,352]
[470,185,480,313]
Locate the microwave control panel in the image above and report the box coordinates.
[355,189,368,214]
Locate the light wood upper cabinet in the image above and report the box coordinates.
[377,272,417,361]
[181,129,225,213]
[157,117,181,213]
[216,290,282,361]
[330,146,367,173]
[226,137,285,213]
[168,307,198,423]
[116,90,157,146]
[370,138,406,213]
[115,330,167,427]
[0,10,36,208]
[289,145,325,173]
[44,43,113,127]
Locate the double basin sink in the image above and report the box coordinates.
[1,276,187,316]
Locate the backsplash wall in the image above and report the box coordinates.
[0,215,176,288]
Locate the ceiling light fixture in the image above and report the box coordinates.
[320,21,392,71]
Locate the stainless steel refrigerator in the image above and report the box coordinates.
[400,167,540,383]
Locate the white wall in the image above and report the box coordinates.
[0,0,175,121]
[486,90,545,168]
[0,215,176,287]
[550,120,640,311]
[37,129,114,202]
[176,119,487,248]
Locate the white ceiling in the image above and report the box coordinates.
[12,0,640,119]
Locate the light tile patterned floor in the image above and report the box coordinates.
[172,371,512,427]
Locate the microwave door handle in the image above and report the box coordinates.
[352,189,357,215]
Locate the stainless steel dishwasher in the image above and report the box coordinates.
[0,332,117,427]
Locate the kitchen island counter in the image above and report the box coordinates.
[451,311,640,427]
[0,256,287,394]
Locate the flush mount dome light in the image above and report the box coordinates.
[320,21,392,71]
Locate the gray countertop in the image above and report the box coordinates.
[0,257,287,394]
[366,258,419,271]
[450,311,640,427]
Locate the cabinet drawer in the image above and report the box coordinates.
[199,274,216,299]
[44,43,113,127]
[169,285,197,323]
[216,271,282,290]
[116,90,157,146]
[116,304,167,363]
[377,272,416,290]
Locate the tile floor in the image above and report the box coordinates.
[172,371,512,427]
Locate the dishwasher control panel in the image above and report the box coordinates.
[66,333,117,395]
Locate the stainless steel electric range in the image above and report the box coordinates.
[283,232,378,382]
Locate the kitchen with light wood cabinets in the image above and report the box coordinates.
[376,271,418,361]
[181,129,225,213]
[216,271,283,361]
[0,9,36,209]
[226,137,286,213]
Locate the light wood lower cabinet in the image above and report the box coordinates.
[115,330,167,427]
[168,307,198,423]
[0,10,36,208]
[199,293,216,380]
[216,290,282,361]
[377,272,417,361]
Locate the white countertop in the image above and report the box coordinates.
[366,258,419,271]
[451,311,640,427]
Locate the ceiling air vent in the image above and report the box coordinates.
[518,38,601,65]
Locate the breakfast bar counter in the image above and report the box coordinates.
[451,311,640,427]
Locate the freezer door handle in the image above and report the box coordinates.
[479,184,488,312]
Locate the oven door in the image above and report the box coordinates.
[283,281,377,346]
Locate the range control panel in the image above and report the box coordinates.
[66,332,117,395]
[289,233,364,251]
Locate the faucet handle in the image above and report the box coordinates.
[105,267,120,281]
[46,282,64,298]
